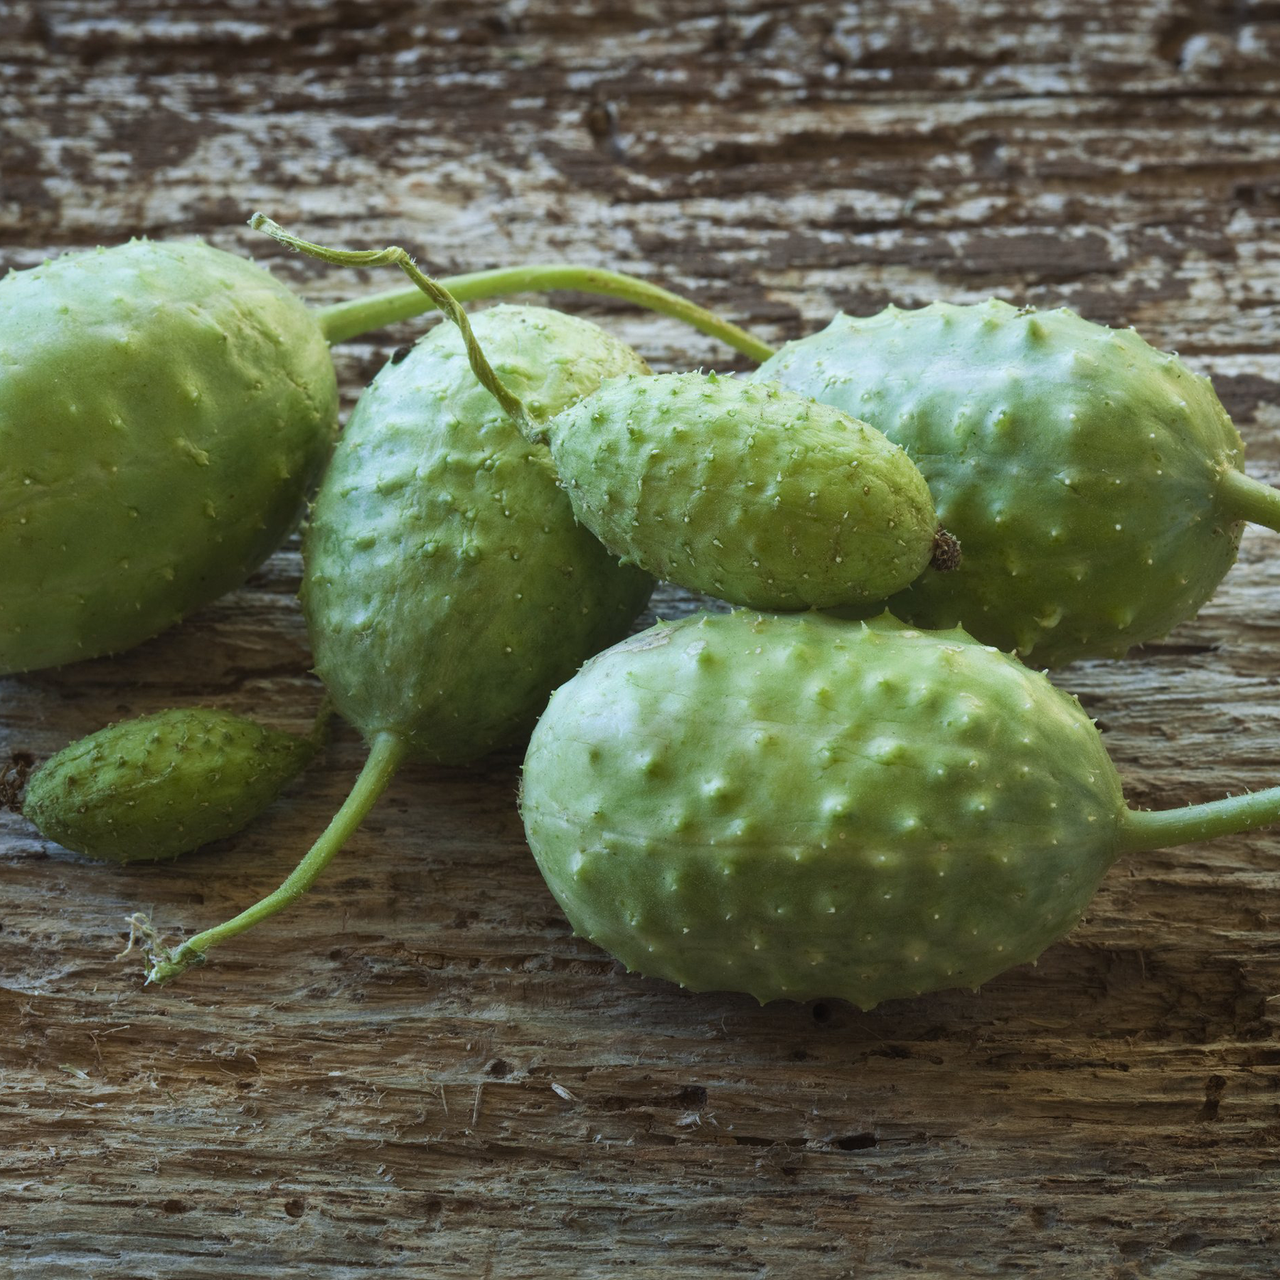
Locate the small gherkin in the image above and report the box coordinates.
[546,371,949,610]
[754,299,1280,665]
[23,708,318,863]
[520,610,1280,1009]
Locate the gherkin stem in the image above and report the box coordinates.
[143,731,409,983]
[252,215,531,428]
[1218,468,1280,531]
[1120,784,1280,854]
[312,260,775,363]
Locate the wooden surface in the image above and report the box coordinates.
[2,2,1279,1276]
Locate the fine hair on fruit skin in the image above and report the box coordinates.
[520,610,1280,1010]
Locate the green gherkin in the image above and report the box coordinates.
[0,240,338,675]
[303,304,654,762]
[521,610,1280,1009]
[753,300,1275,665]
[546,372,945,610]
[142,305,656,983]
[23,708,317,863]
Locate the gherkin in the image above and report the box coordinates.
[24,708,318,863]
[303,304,654,763]
[521,611,1280,1009]
[547,371,948,610]
[754,300,1280,665]
[0,240,338,675]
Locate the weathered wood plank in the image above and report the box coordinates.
[2,1,1279,1276]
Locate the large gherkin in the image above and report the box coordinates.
[521,610,1280,1009]
[0,240,338,675]
[754,299,1271,665]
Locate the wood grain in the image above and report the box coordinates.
[2,2,1278,1276]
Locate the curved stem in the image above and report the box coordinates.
[315,263,776,364]
[145,731,408,983]
[253,215,530,428]
[1120,784,1280,854]
[1218,467,1280,532]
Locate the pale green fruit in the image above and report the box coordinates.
[304,303,654,762]
[521,610,1280,1008]
[545,371,948,610]
[24,708,317,862]
[0,239,338,675]
[753,300,1275,665]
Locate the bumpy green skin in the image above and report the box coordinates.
[303,305,654,764]
[0,240,338,675]
[521,611,1129,1009]
[546,372,940,610]
[754,301,1245,664]
[23,708,316,862]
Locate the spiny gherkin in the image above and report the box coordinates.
[0,239,338,675]
[303,304,654,762]
[23,708,318,863]
[520,610,1280,1009]
[144,304,655,982]
[546,371,950,610]
[754,299,1280,665]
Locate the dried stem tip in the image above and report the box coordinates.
[930,528,962,573]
